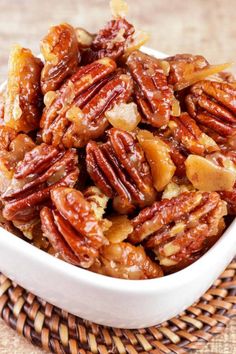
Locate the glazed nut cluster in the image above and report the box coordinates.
[0,0,235,280]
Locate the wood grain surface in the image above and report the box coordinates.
[0,0,236,353]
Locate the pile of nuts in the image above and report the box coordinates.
[0,0,235,279]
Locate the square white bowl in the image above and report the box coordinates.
[0,47,235,329]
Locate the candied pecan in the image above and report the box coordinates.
[0,130,35,194]
[0,125,17,151]
[166,54,209,89]
[90,242,163,279]
[40,23,80,94]
[86,128,157,213]
[166,54,231,91]
[186,80,236,143]
[168,113,219,155]
[40,187,108,268]
[4,45,43,132]
[41,58,133,148]
[81,18,135,64]
[144,193,226,272]
[2,144,79,228]
[127,51,174,128]
[129,191,220,243]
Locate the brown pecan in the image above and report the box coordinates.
[129,191,219,243]
[86,128,157,213]
[0,130,35,194]
[127,51,174,128]
[186,80,236,143]
[168,113,219,155]
[145,193,226,272]
[166,54,209,89]
[81,18,135,64]
[41,58,133,147]
[40,23,80,94]
[166,54,231,91]
[0,125,17,151]
[40,187,108,268]
[90,242,163,279]
[4,45,43,132]
[2,144,79,228]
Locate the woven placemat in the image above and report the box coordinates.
[0,260,236,354]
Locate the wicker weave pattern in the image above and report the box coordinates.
[0,260,236,354]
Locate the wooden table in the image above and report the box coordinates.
[0,0,235,353]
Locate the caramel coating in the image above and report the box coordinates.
[186,80,236,143]
[0,3,234,279]
[41,23,80,94]
[127,51,174,128]
[41,187,108,268]
[130,192,227,272]
[2,144,79,237]
[41,58,133,148]
[86,128,156,213]
[4,45,43,133]
[82,18,135,64]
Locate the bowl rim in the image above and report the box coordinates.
[0,46,235,292]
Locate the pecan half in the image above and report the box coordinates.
[186,80,236,143]
[2,144,79,227]
[0,129,35,194]
[4,45,43,132]
[166,54,231,91]
[40,187,108,268]
[0,125,17,151]
[41,58,133,147]
[146,194,226,272]
[40,23,80,94]
[81,18,135,64]
[127,51,174,128]
[129,191,222,243]
[86,128,157,213]
[168,113,219,155]
[166,54,209,89]
[90,242,163,279]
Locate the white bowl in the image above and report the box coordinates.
[0,48,235,329]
